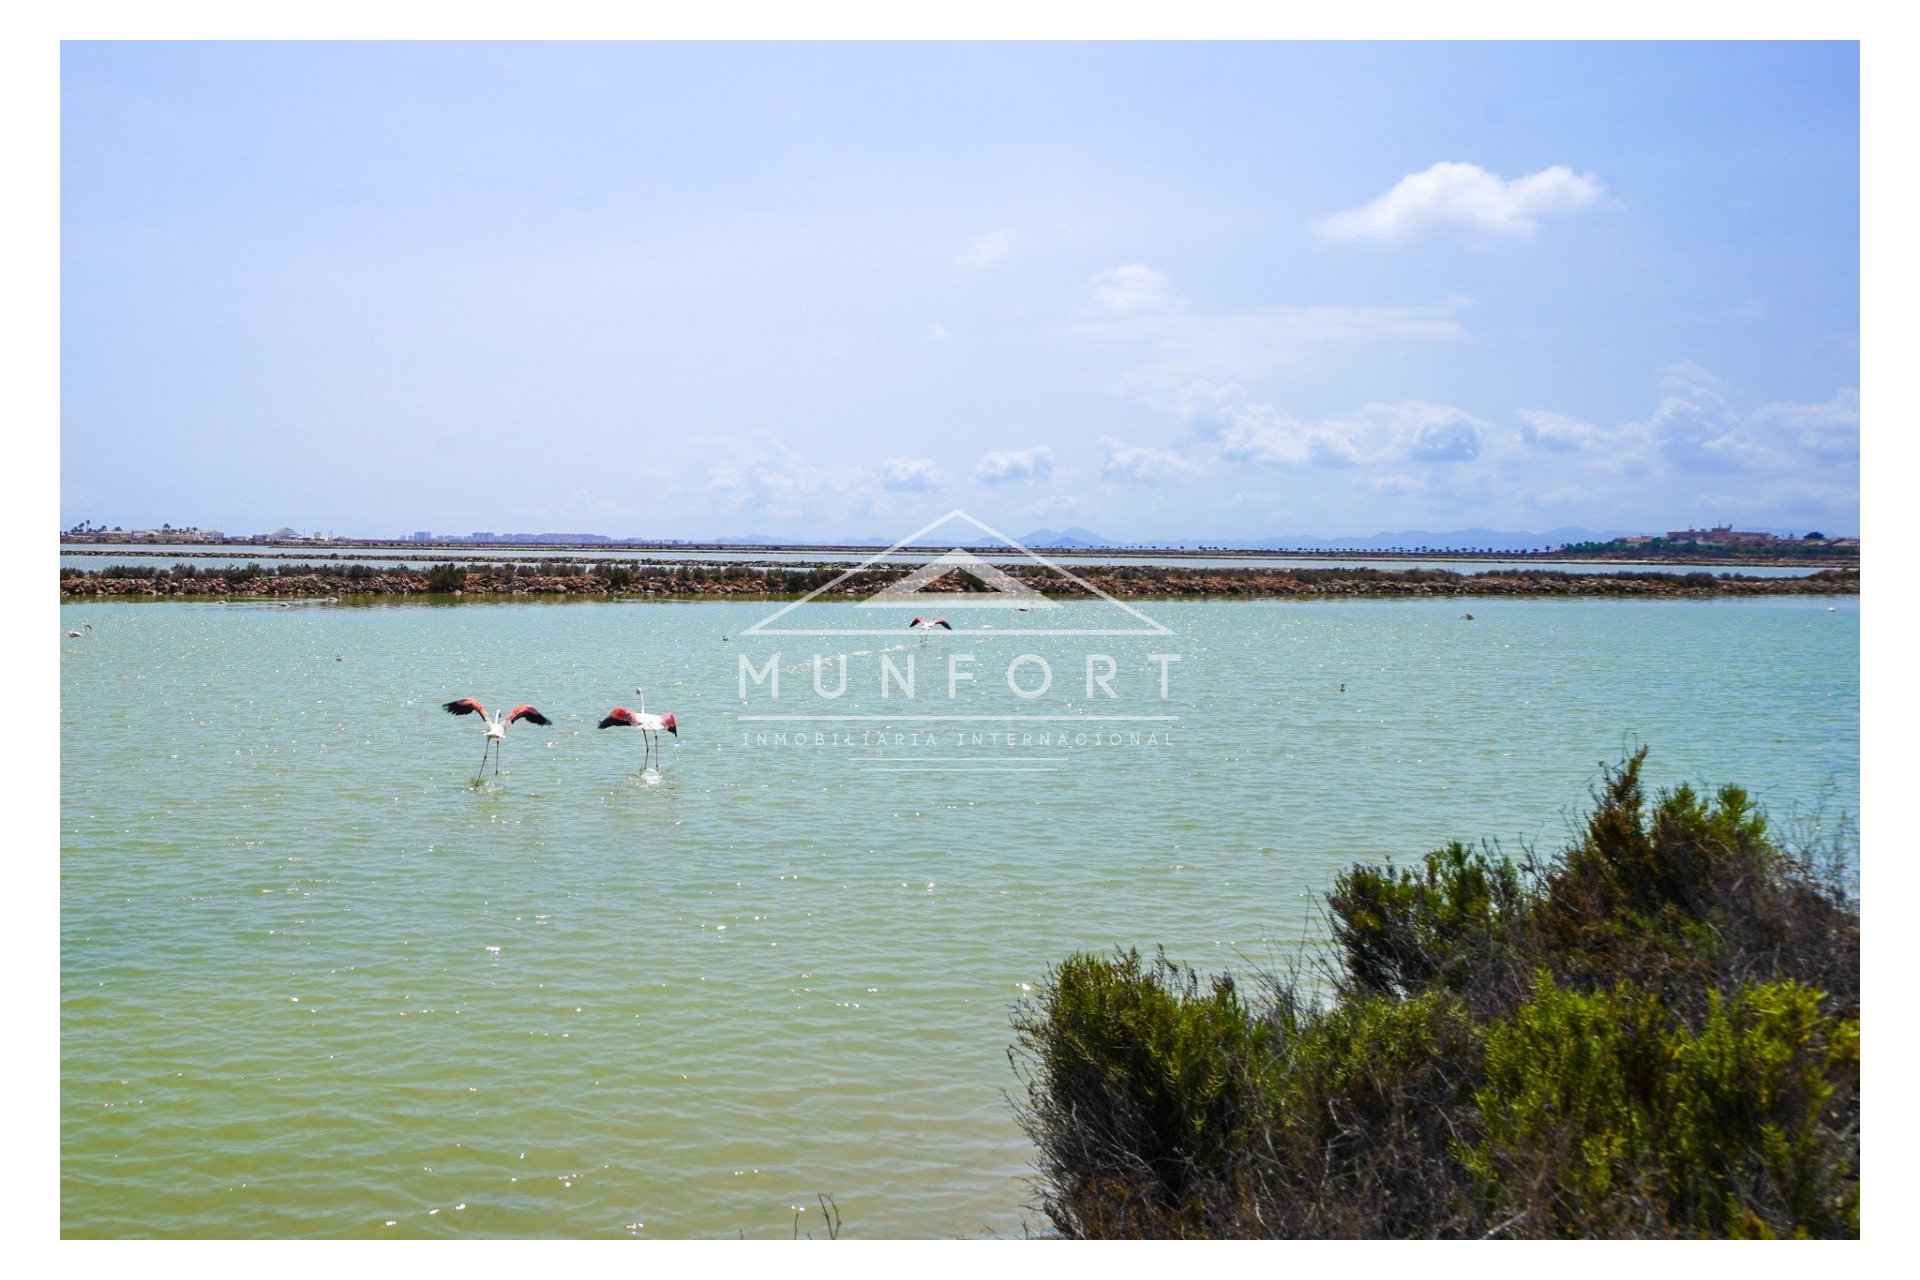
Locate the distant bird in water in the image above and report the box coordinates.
[66,623,91,639]
[598,688,678,773]
[1339,682,1346,693]
[1461,613,1475,620]
[909,615,951,644]
[443,698,551,775]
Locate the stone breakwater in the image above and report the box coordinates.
[60,563,1861,601]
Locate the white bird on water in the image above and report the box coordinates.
[442,697,552,776]
[598,687,678,774]
[66,623,91,638]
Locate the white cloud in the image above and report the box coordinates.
[1320,162,1604,242]
[976,445,1054,483]
[1099,436,1203,484]
[1754,388,1858,463]
[1500,369,1857,526]
[1218,400,1487,468]
[960,228,1015,267]
[880,456,946,492]
[1020,493,1094,522]
[1370,473,1428,497]
[1069,276,1469,394]
[1089,264,1180,315]
[1516,409,1606,453]
[699,437,880,522]
[928,321,949,341]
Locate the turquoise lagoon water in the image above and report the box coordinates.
[60,596,1858,1237]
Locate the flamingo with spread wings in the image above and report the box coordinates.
[597,687,678,774]
[909,615,951,644]
[443,697,551,775]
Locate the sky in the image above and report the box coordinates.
[59,40,1861,542]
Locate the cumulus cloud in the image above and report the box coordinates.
[1516,409,1606,453]
[1370,473,1428,497]
[1320,162,1604,242]
[1500,369,1858,529]
[1754,388,1859,463]
[960,228,1015,267]
[1217,400,1488,468]
[704,450,878,522]
[1068,270,1469,393]
[880,456,947,492]
[1090,264,1180,315]
[975,444,1055,483]
[1099,436,1203,484]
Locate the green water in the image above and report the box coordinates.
[60,596,1858,1237]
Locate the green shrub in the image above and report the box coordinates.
[1328,841,1526,1002]
[1010,949,1279,1237]
[1011,753,1859,1238]
[1468,975,1857,1238]
[424,563,466,593]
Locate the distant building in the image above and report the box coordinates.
[411,531,433,542]
[1666,524,1780,547]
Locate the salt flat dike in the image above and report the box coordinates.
[61,561,1861,601]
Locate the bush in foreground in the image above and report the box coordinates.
[1010,751,1858,1238]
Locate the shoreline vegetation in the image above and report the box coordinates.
[1010,751,1859,1239]
[60,561,1861,602]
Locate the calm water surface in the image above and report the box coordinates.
[60,597,1859,1237]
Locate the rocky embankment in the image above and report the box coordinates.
[60,562,1861,600]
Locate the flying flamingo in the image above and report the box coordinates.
[908,615,951,644]
[443,698,551,775]
[598,687,678,773]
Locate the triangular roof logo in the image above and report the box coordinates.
[740,509,1173,636]
[864,549,1059,609]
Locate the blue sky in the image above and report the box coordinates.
[60,41,1860,540]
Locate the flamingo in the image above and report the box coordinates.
[443,697,551,775]
[908,615,951,644]
[66,623,92,638]
[597,687,678,773]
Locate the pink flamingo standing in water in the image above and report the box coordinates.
[443,698,551,775]
[598,687,678,773]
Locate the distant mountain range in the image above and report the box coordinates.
[706,526,1649,551]
[384,524,1850,551]
[1012,526,1649,552]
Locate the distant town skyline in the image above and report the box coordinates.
[61,42,1860,541]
